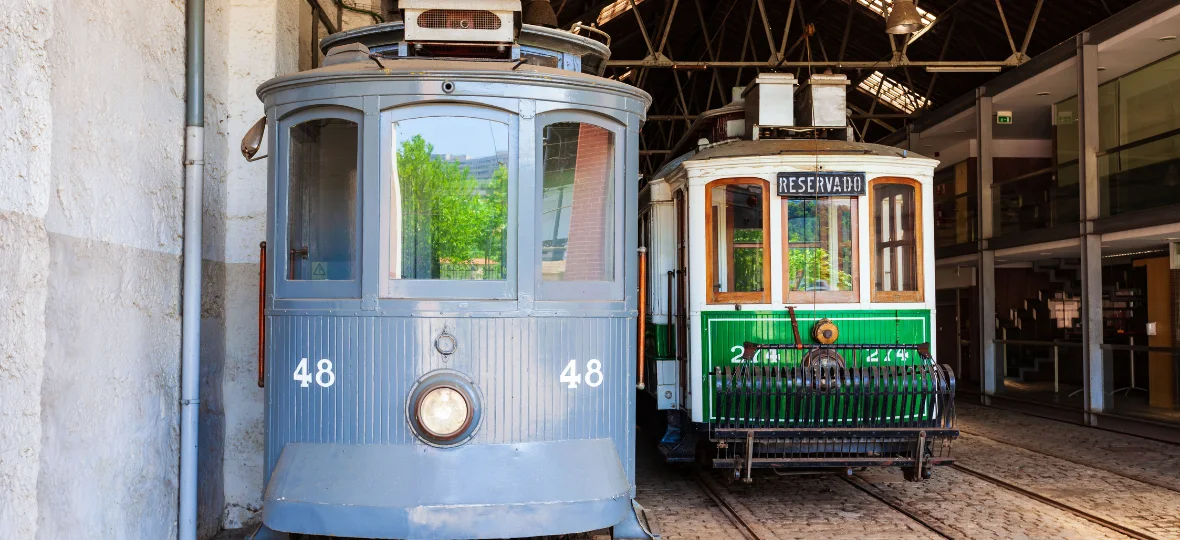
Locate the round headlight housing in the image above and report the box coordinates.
[407,370,482,447]
[417,386,470,439]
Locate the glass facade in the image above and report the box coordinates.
[1057,53,1180,217]
[933,161,977,249]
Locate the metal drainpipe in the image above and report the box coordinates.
[180,0,204,537]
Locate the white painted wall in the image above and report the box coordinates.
[0,0,188,539]
[0,1,391,536]
[0,2,52,538]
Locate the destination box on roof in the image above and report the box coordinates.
[777,172,866,196]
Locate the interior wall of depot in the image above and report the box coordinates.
[0,0,392,537]
[1,0,186,538]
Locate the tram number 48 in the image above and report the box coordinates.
[293,358,336,388]
[560,359,604,389]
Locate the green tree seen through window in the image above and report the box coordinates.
[397,134,508,280]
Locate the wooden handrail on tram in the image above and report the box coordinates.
[258,241,266,388]
[637,247,647,390]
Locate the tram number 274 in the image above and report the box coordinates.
[560,359,604,389]
[293,358,336,388]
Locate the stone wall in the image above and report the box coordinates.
[0,1,390,536]
[0,0,187,538]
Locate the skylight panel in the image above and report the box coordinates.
[597,0,645,26]
[857,71,929,114]
[856,0,937,27]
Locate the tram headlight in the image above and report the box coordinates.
[408,370,482,446]
[417,386,470,439]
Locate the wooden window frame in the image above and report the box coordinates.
[783,197,860,303]
[869,176,924,303]
[705,177,771,304]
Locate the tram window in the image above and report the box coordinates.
[706,179,769,304]
[390,116,510,281]
[784,197,857,302]
[287,118,358,281]
[870,178,923,302]
[540,122,615,282]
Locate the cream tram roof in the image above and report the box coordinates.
[651,139,937,183]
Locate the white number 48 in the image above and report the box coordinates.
[293,358,336,388]
[561,359,604,389]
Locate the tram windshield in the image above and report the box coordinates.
[540,122,615,282]
[784,197,857,301]
[390,117,510,281]
[288,118,358,281]
[871,179,921,300]
[707,180,768,301]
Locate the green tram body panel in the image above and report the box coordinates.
[700,309,933,423]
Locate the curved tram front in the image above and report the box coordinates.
[246,4,652,538]
[639,75,958,483]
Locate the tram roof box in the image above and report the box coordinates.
[796,72,850,128]
[742,73,796,137]
[402,0,521,44]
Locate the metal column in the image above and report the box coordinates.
[976,90,999,399]
[1077,33,1108,422]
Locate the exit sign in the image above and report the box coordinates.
[996,111,1013,124]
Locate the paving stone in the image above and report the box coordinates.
[953,433,1180,538]
[957,403,1180,492]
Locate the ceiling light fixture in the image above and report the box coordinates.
[925,66,1003,73]
[885,0,925,34]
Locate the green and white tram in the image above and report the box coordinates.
[638,73,958,482]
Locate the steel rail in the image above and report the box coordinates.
[839,475,956,539]
[694,472,765,540]
[950,463,1161,540]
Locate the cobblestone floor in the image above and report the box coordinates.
[634,404,1180,539]
[213,405,1180,540]
[956,403,1180,492]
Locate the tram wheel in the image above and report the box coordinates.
[801,349,846,369]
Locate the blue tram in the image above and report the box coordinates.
[242,2,653,538]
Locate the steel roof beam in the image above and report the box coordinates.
[604,59,1018,68]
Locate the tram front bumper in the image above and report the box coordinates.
[261,439,632,539]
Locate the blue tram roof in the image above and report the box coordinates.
[318,21,612,76]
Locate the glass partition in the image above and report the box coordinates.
[933,161,977,249]
[390,116,510,282]
[288,118,359,281]
[1094,52,1180,217]
[992,166,1079,236]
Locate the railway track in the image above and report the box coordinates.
[950,463,1160,540]
[694,472,767,540]
[697,470,955,540]
[958,429,1180,495]
[839,475,956,539]
[694,462,1161,540]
